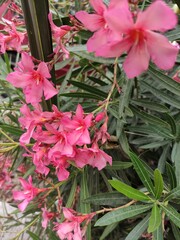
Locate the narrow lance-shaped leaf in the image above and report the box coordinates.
[95,204,152,226]
[160,204,180,228]
[154,169,164,199]
[148,204,162,233]
[129,152,155,196]
[171,142,180,186]
[164,186,180,202]
[109,179,151,201]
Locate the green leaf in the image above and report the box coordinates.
[148,65,180,96]
[68,80,107,98]
[105,161,132,170]
[171,222,180,240]
[76,51,116,64]
[109,179,151,201]
[130,106,170,128]
[148,204,161,233]
[171,142,180,186]
[84,192,128,206]
[164,186,180,202]
[95,204,152,226]
[100,223,119,240]
[166,162,177,190]
[154,169,164,199]
[125,214,150,240]
[0,125,24,136]
[160,204,180,228]
[141,81,180,109]
[65,177,77,208]
[131,99,169,113]
[152,224,164,240]
[27,231,40,240]
[165,26,180,41]
[60,92,104,100]
[129,152,155,196]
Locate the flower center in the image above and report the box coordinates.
[32,71,43,85]
[129,28,145,46]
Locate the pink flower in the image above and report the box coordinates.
[42,206,55,229]
[75,0,125,53]
[13,176,46,211]
[48,13,71,57]
[74,144,112,170]
[0,18,25,53]
[95,0,178,78]
[62,104,93,146]
[6,52,58,104]
[54,208,94,240]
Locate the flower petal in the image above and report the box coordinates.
[123,42,150,78]
[136,1,177,32]
[146,31,179,70]
[90,0,106,15]
[75,11,104,31]
[37,62,51,78]
[43,79,58,100]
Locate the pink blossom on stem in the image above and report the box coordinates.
[75,0,126,53]
[96,0,178,78]
[13,176,46,212]
[0,18,25,53]
[54,207,95,240]
[48,13,71,57]
[6,52,58,104]
[42,206,55,229]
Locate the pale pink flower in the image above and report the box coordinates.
[13,176,46,211]
[51,155,70,181]
[75,0,126,53]
[54,207,94,240]
[96,0,178,78]
[62,104,93,146]
[48,13,71,57]
[6,52,58,104]
[0,18,25,53]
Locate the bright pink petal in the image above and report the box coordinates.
[13,191,25,200]
[146,31,179,70]
[19,123,35,144]
[57,166,69,181]
[37,62,51,78]
[136,1,177,32]
[6,72,31,88]
[109,0,129,9]
[75,11,105,31]
[123,42,150,78]
[24,84,43,104]
[43,79,58,100]
[18,199,29,212]
[95,37,132,58]
[20,52,34,72]
[90,0,106,15]
[105,8,133,33]
[63,208,74,220]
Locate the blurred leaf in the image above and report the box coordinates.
[84,192,128,206]
[95,204,152,226]
[100,222,119,240]
[109,179,151,201]
[0,124,23,136]
[160,205,180,228]
[129,152,155,196]
[125,214,150,240]
[148,65,180,96]
[148,204,161,233]
[171,142,180,186]
[158,145,170,173]
[164,186,180,202]
[165,26,180,41]
[88,76,108,86]
[68,80,107,98]
[166,162,177,190]
[76,52,116,64]
[154,169,164,199]
[105,161,132,170]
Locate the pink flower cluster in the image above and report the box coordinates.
[54,207,95,240]
[76,0,179,78]
[19,104,112,181]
